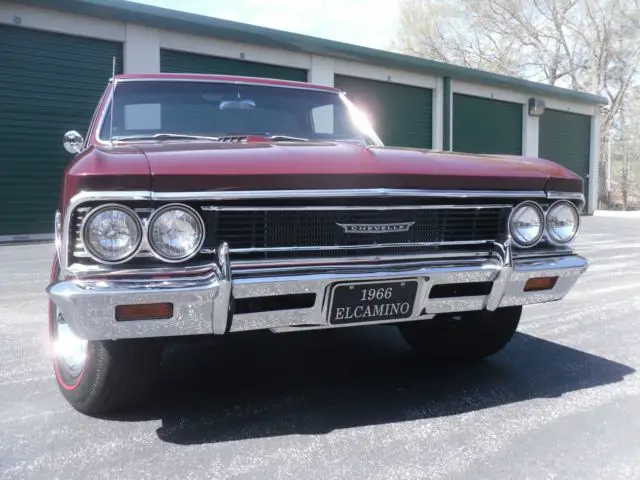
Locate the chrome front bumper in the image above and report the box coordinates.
[46,245,588,341]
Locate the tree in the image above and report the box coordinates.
[393,0,640,167]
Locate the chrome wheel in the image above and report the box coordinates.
[52,307,88,379]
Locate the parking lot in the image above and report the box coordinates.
[1,213,639,480]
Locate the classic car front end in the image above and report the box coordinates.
[46,74,588,414]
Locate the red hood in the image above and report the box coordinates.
[64,141,583,201]
[138,141,582,193]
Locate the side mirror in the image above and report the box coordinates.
[63,130,84,154]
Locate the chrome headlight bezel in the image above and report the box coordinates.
[146,203,206,263]
[508,201,545,248]
[80,203,144,265]
[544,200,581,246]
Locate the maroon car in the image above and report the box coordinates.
[47,73,588,414]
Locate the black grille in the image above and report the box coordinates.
[202,207,508,260]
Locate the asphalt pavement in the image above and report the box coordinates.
[1,213,639,480]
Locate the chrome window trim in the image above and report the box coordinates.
[113,76,341,92]
[94,78,346,146]
[60,189,583,275]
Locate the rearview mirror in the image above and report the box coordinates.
[219,98,256,110]
[63,130,84,154]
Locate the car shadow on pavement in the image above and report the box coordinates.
[108,326,635,445]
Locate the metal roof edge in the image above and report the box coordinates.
[16,0,609,107]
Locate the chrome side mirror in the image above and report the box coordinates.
[63,130,84,154]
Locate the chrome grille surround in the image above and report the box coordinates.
[59,189,585,277]
[198,203,511,262]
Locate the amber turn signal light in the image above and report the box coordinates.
[115,303,174,321]
[524,277,558,292]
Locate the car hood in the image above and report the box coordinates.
[134,140,582,193]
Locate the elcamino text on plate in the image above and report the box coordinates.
[337,222,415,234]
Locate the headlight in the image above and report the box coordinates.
[82,205,143,263]
[509,201,544,248]
[147,204,205,262]
[545,200,580,245]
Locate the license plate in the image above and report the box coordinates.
[328,280,418,325]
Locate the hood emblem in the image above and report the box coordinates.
[337,222,415,234]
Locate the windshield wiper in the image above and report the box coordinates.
[267,135,309,142]
[112,133,220,142]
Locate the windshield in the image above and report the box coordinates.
[97,80,382,145]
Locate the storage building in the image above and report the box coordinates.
[0,0,607,241]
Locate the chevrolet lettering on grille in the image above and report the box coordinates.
[336,222,415,234]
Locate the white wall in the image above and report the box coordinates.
[124,24,160,73]
[0,1,125,41]
[160,31,311,71]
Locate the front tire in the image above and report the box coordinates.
[398,306,522,363]
[49,260,163,415]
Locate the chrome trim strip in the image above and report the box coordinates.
[512,247,573,259]
[200,204,511,212]
[54,210,62,263]
[72,250,155,259]
[231,256,495,279]
[546,191,586,211]
[212,243,232,334]
[229,240,494,254]
[229,251,491,270]
[546,191,585,201]
[66,261,217,279]
[156,189,548,201]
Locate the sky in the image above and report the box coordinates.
[128,0,401,50]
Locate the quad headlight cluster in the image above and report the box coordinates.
[80,203,205,264]
[508,200,580,248]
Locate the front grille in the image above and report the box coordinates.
[202,206,508,260]
[68,201,511,266]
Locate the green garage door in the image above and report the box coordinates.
[160,50,307,82]
[539,109,591,208]
[334,75,432,149]
[453,94,523,155]
[0,25,122,238]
